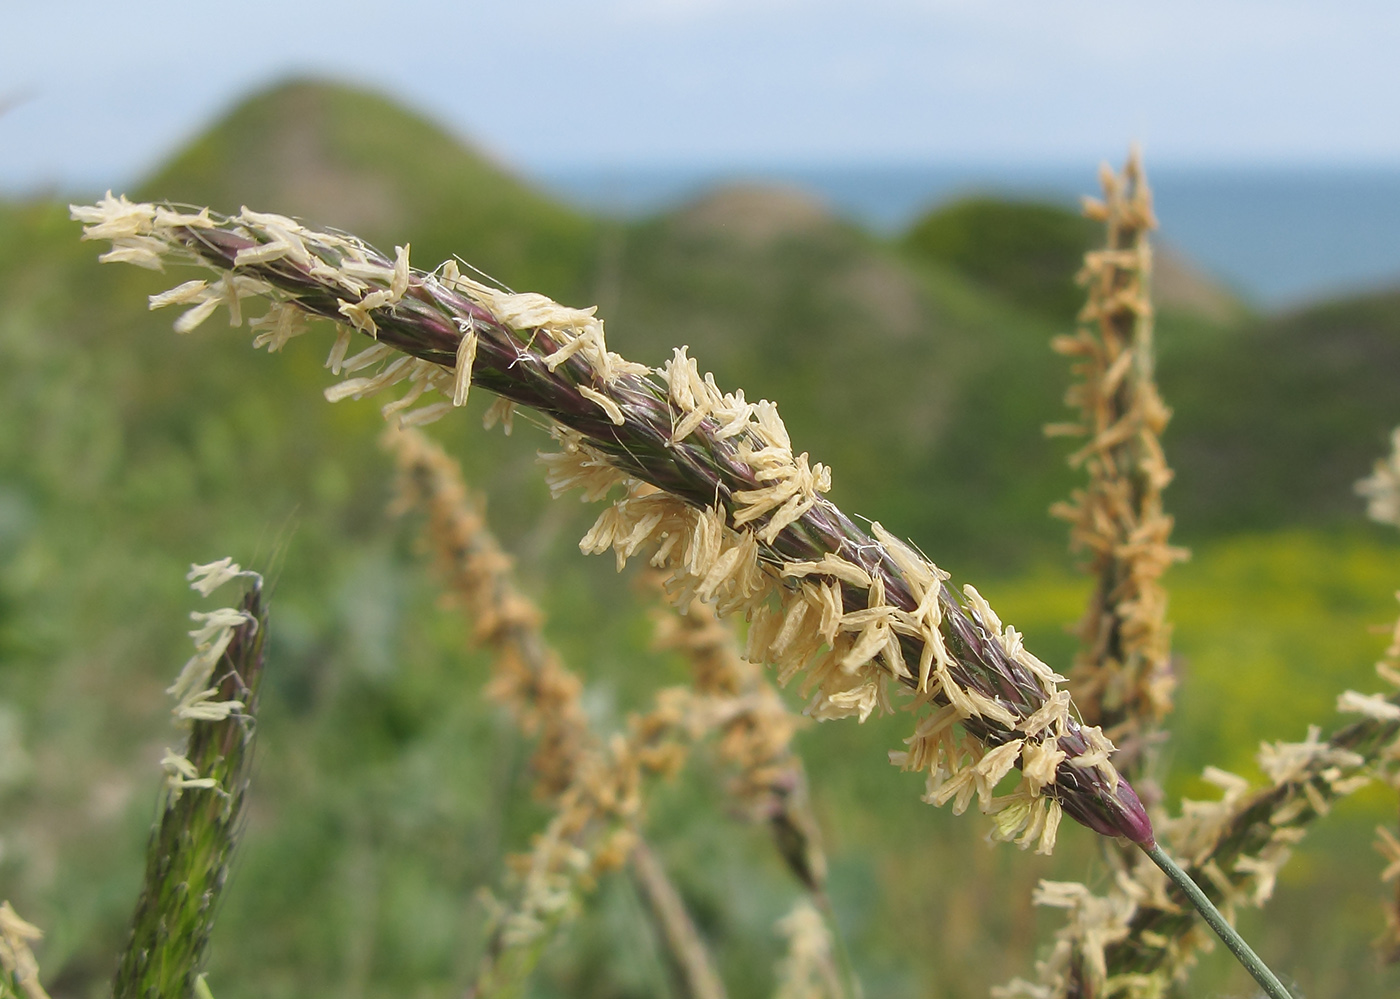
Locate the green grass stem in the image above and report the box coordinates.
[1142,841,1294,999]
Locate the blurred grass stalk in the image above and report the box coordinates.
[387,427,838,997]
[112,561,266,999]
[1354,430,1400,962]
[384,425,593,802]
[772,900,845,999]
[386,428,730,997]
[645,575,827,896]
[629,836,729,999]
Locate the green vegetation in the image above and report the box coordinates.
[2,77,1400,997]
[142,79,599,302]
[902,196,1099,323]
[1164,289,1400,535]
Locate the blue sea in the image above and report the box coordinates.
[533,164,1400,311]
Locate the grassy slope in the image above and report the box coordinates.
[141,78,599,305]
[1165,289,1400,535]
[2,78,1400,998]
[903,195,1102,324]
[904,193,1400,546]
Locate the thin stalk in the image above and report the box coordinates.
[1141,842,1293,999]
[629,836,729,999]
[813,892,862,999]
[1102,704,1400,983]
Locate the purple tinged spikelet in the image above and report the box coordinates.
[73,195,1154,851]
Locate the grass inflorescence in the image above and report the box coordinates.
[71,192,1154,853]
[113,561,266,999]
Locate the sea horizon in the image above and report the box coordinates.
[9,158,1398,311]
[532,162,1400,310]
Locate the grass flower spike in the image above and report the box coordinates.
[1048,150,1186,779]
[0,902,50,999]
[74,193,1153,853]
[1356,427,1400,529]
[113,560,266,999]
[773,900,845,999]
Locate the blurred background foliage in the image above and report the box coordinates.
[3,78,1400,998]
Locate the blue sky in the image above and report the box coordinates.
[3,1,1398,193]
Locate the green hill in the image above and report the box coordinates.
[142,78,599,303]
[1163,289,1400,535]
[903,196,1101,323]
[902,195,1245,327]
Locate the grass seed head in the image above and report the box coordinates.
[74,193,1155,851]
